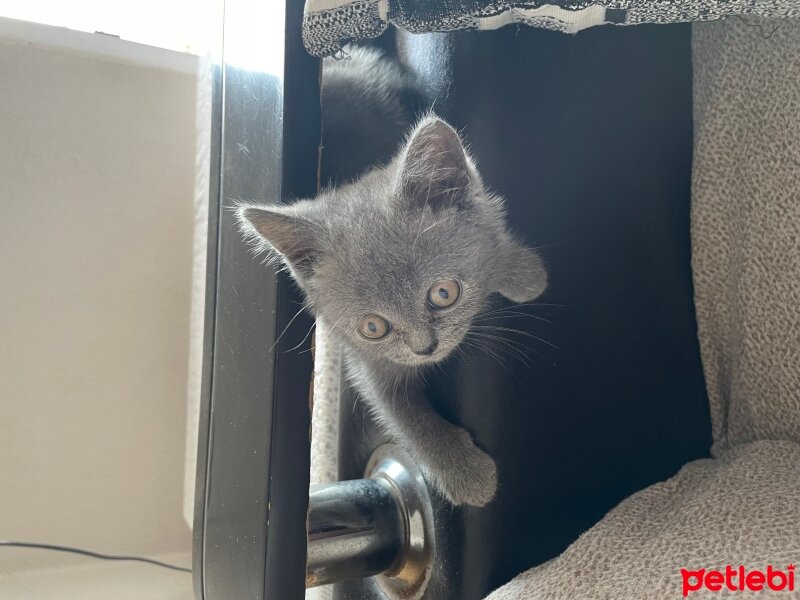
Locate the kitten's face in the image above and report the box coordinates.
[239,115,547,368]
[307,197,494,366]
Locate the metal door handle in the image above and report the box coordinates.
[306,445,435,598]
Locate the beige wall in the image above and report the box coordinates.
[0,21,197,574]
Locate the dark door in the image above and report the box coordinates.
[335,23,712,600]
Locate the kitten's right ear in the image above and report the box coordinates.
[236,204,322,281]
[397,116,472,211]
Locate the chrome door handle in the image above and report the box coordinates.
[306,445,435,598]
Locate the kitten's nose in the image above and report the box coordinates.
[412,341,438,356]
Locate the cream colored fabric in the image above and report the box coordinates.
[310,320,343,488]
[306,320,343,600]
[486,441,800,600]
[486,16,800,600]
[692,18,800,454]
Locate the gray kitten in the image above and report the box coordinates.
[238,58,546,507]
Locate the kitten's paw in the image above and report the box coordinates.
[424,429,498,507]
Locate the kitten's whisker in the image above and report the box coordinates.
[465,331,530,362]
[475,311,552,324]
[299,315,343,356]
[470,325,559,350]
[463,338,520,373]
[477,302,566,319]
[508,302,567,308]
[285,321,316,353]
[434,360,449,379]
[323,315,345,338]
[403,373,413,409]
[465,332,538,366]
[459,338,510,371]
[467,332,542,365]
[525,242,561,251]
[391,373,404,412]
[271,305,309,352]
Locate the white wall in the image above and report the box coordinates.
[0,20,198,574]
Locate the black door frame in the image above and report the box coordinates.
[193,1,321,598]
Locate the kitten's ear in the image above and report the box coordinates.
[497,241,548,303]
[237,204,322,281]
[397,116,472,210]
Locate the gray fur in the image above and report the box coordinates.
[320,47,428,186]
[239,112,546,506]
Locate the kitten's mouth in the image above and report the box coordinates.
[401,345,454,366]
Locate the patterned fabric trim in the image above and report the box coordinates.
[303,0,798,57]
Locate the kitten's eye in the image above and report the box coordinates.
[428,279,461,309]
[358,315,391,340]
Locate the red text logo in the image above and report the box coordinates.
[681,565,795,596]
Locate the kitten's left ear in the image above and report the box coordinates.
[397,116,472,211]
[497,241,548,303]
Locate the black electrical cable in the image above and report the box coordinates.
[0,541,191,573]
